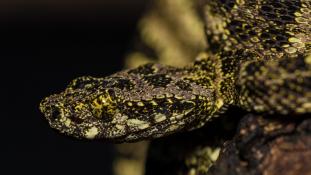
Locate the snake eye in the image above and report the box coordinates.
[50,107,61,121]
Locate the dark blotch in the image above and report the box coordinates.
[260,0,301,22]
[219,0,235,11]
[128,63,155,75]
[176,80,192,91]
[110,78,134,90]
[144,74,172,88]
[172,100,195,113]
[245,61,264,75]
[69,115,84,124]
[100,112,114,123]
[220,50,248,74]
[258,0,301,50]
[69,76,101,90]
[279,55,309,72]
[227,20,253,42]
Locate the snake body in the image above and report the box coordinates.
[40,0,311,142]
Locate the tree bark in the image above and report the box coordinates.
[145,111,311,175]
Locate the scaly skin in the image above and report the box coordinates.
[40,0,311,142]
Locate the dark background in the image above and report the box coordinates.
[3,1,148,174]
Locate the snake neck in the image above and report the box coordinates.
[185,52,236,115]
[190,50,255,110]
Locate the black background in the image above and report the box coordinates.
[3,1,148,174]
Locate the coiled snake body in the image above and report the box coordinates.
[40,0,311,142]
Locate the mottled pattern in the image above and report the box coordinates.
[40,0,311,142]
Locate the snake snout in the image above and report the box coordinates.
[39,95,63,122]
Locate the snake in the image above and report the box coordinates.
[39,0,311,143]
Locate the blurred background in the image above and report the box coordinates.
[3,1,149,174]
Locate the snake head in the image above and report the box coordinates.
[40,62,222,142]
[39,76,127,140]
